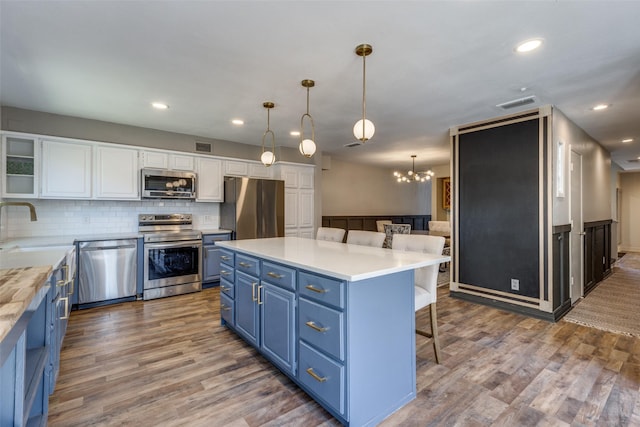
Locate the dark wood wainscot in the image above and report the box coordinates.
[553,224,571,319]
[583,219,612,295]
[322,215,431,232]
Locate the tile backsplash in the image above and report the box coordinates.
[1,199,220,239]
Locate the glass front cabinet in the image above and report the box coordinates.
[2,134,40,198]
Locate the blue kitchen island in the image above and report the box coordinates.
[216,237,449,426]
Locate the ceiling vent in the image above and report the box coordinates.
[496,95,536,110]
[195,141,212,153]
[344,142,361,148]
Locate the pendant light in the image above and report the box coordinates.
[353,43,375,142]
[261,102,276,167]
[299,79,316,158]
[393,155,434,183]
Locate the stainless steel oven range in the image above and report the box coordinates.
[139,213,202,300]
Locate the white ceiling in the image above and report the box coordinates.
[2,1,640,171]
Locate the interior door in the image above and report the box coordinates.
[570,150,583,303]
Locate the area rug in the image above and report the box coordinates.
[563,252,640,337]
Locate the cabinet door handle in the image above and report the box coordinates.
[68,275,75,295]
[306,367,327,383]
[305,284,327,294]
[239,261,252,268]
[251,282,258,302]
[305,321,328,333]
[62,264,70,283]
[221,255,231,261]
[60,297,69,320]
[257,285,263,305]
[221,304,231,312]
[267,272,284,279]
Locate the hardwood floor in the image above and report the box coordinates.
[49,286,640,426]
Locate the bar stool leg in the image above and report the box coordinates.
[430,304,441,364]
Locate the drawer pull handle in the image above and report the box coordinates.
[267,272,284,279]
[239,261,252,268]
[251,282,258,302]
[57,279,65,287]
[305,285,327,294]
[305,321,328,333]
[221,255,231,261]
[221,270,231,276]
[306,368,327,383]
[221,286,230,292]
[221,304,231,312]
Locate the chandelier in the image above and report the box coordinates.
[393,155,434,183]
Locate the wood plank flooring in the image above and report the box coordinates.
[49,285,640,426]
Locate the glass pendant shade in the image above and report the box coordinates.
[299,138,316,157]
[261,150,275,166]
[353,119,375,142]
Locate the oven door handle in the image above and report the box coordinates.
[145,240,202,250]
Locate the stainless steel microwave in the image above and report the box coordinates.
[141,169,197,200]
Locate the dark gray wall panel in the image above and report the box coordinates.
[458,119,540,298]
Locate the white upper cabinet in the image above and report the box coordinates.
[2,134,40,198]
[95,145,139,199]
[41,139,92,199]
[196,157,223,202]
[224,160,249,177]
[248,162,273,179]
[140,150,195,171]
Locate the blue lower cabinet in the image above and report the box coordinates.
[260,283,295,375]
[202,233,231,289]
[234,272,259,346]
[220,293,234,326]
[298,341,345,416]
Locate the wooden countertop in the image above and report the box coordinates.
[0,265,52,343]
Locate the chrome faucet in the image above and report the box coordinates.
[0,201,38,221]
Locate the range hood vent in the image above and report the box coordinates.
[496,95,536,110]
[195,141,212,153]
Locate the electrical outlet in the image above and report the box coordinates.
[203,215,213,224]
[510,278,520,291]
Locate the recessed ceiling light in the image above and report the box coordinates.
[231,119,244,125]
[592,104,610,111]
[151,102,169,110]
[290,131,301,137]
[621,138,634,143]
[515,39,543,53]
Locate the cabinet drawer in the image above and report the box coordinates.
[219,249,235,265]
[220,292,234,326]
[203,233,231,245]
[299,271,345,309]
[299,341,345,416]
[236,254,260,277]
[261,261,296,291]
[220,278,234,298]
[299,298,344,361]
[219,264,235,283]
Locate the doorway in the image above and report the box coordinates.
[570,150,583,303]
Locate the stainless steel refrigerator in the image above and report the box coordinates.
[220,177,285,239]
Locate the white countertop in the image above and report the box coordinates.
[0,245,73,270]
[217,237,450,282]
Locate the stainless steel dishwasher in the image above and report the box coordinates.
[78,239,138,304]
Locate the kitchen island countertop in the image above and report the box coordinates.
[217,236,449,282]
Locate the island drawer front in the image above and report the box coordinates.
[298,341,345,416]
[220,292,234,325]
[299,298,344,361]
[203,233,231,245]
[236,254,260,277]
[220,278,234,298]
[261,261,296,291]
[219,249,235,265]
[219,265,235,283]
[298,272,345,309]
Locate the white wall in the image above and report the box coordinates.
[321,158,431,216]
[1,199,219,239]
[619,172,640,252]
[552,107,612,225]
